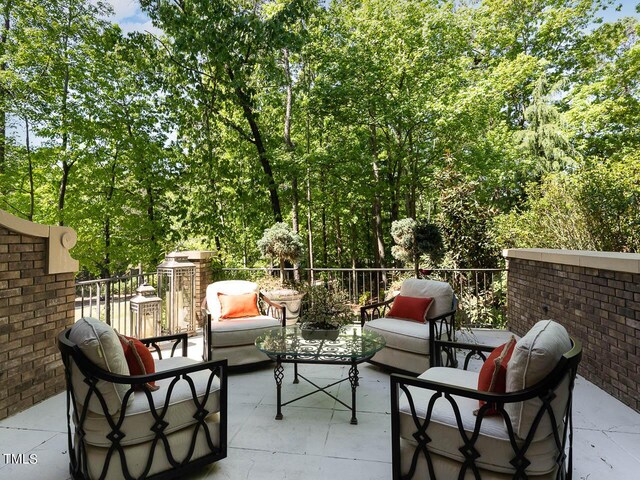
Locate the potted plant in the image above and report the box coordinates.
[391,218,444,277]
[299,284,353,340]
[257,222,305,324]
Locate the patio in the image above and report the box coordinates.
[1,333,639,480]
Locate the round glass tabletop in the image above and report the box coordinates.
[255,324,385,361]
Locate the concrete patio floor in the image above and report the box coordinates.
[1,334,639,480]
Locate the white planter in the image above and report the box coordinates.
[264,289,304,325]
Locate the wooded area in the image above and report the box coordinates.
[0,0,638,278]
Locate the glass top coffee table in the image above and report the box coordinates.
[255,324,386,424]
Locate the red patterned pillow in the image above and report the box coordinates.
[476,336,517,415]
[387,295,434,323]
[218,292,260,319]
[117,334,159,391]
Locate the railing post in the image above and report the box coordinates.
[105,281,111,326]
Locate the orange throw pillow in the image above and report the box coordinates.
[476,336,517,415]
[387,295,433,323]
[218,292,260,319]
[117,334,159,391]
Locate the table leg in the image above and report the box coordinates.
[293,362,299,384]
[274,357,284,420]
[348,363,359,425]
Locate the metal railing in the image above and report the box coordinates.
[75,272,158,336]
[75,266,507,334]
[215,267,507,329]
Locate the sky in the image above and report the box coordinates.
[105,1,639,35]
[104,0,160,35]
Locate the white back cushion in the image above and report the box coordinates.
[68,317,131,415]
[506,319,572,440]
[400,279,454,319]
[205,280,259,321]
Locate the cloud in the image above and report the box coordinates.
[119,19,163,37]
[96,1,162,36]
[105,0,139,22]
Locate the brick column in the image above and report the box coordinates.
[178,251,214,328]
[0,212,78,420]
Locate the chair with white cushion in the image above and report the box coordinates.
[202,280,286,367]
[361,278,458,374]
[391,319,582,479]
[58,317,227,480]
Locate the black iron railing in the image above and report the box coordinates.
[75,272,158,335]
[75,267,507,334]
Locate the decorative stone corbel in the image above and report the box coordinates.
[47,225,79,274]
[0,209,79,274]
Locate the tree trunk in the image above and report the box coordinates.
[58,161,71,226]
[306,165,314,283]
[0,1,10,172]
[305,97,314,283]
[369,122,385,268]
[283,48,300,281]
[57,14,72,226]
[227,66,282,222]
[335,214,343,267]
[292,175,301,281]
[279,258,286,284]
[25,118,33,221]
[102,157,118,278]
[321,205,327,267]
[406,131,417,219]
[283,48,294,151]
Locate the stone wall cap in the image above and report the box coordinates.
[0,210,49,237]
[503,248,640,273]
[173,250,215,261]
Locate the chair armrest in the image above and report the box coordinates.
[391,371,545,406]
[360,297,395,326]
[259,292,287,327]
[427,302,458,368]
[76,354,228,387]
[140,333,188,359]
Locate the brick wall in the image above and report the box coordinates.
[506,252,640,413]
[0,226,76,420]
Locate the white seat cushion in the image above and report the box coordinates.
[205,280,259,321]
[364,317,430,355]
[83,414,220,480]
[399,279,454,319]
[69,317,131,415]
[79,357,221,447]
[398,367,560,475]
[210,316,281,347]
[506,320,572,440]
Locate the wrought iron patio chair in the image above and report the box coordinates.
[391,320,582,479]
[58,321,227,480]
[360,278,458,374]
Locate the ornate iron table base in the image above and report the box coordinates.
[274,356,362,424]
[256,325,385,425]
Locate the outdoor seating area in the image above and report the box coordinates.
[1,331,639,480]
[1,2,639,478]
[2,208,640,479]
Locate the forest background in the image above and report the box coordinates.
[0,0,638,279]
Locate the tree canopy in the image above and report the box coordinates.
[0,0,638,277]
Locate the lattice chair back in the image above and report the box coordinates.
[392,320,582,479]
[58,317,227,480]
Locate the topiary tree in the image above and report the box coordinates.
[391,218,444,277]
[257,222,303,284]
